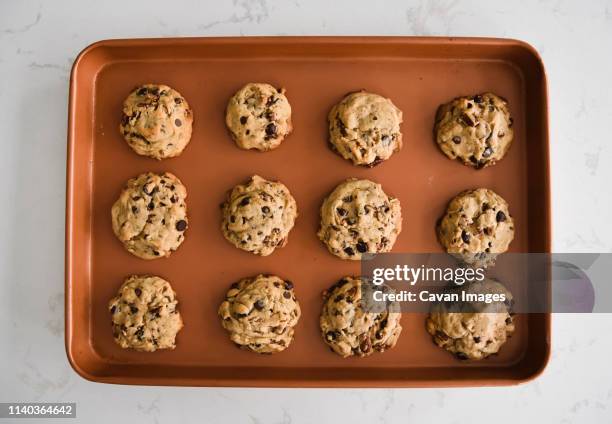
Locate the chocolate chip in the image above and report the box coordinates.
[473,336,481,343]
[283,291,291,299]
[240,197,250,206]
[175,119,182,127]
[336,117,348,137]
[326,331,337,340]
[230,282,240,290]
[130,305,138,314]
[343,247,355,256]
[369,156,383,167]
[147,201,155,210]
[473,95,483,103]
[174,97,183,104]
[262,206,270,213]
[452,136,461,144]
[436,331,449,341]
[153,250,160,256]
[496,211,507,222]
[336,207,347,216]
[135,288,142,296]
[230,215,236,223]
[381,135,390,143]
[460,113,475,127]
[482,147,493,158]
[266,96,278,106]
[461,230,471,244]
[343,195,353,202]
[135,327,144,339]
[509,117,514,127]
[356,240,368,253]
[254,300,265,310]
[334,278,349,290]
[175,220,187,231]
[131,206,138,214]
[265,123,277,137]
[240,116,248,125]
[455,352,469,360]
[360,338,371,353]
[110,305,116,314]
[284,280,293,290]
[136,87,148,96]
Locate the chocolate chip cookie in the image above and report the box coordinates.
[218,274,301,354]
[108,275,184,352]
[328,91,403,166]
[120,84,193,160]
[225,83,292,151]
[434,92,514,169]
[221,175,297,256]
[437,188,514,267]
[426,278,515,360]
[318,178,402,260]
[320,276,402,358]
[111,172,188,259]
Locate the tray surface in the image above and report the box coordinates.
[66,37,550,387]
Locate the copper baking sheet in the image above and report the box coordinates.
[65,37,551,387]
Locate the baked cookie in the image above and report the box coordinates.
[225,83,292,151]
[111,172,188,259]
[120,84,193,160]
[218,274,301,354]
[108,275,184,352]
[426,278,515,360]
[318,178,402,260]
[320,276,402,358]
[328,91,403,166]
[434,92,514,169]
[221,175,297,256]
[437,188,514,267]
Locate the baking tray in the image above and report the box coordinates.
[66,37,551,387]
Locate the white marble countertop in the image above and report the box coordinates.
[1,0,612,422]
